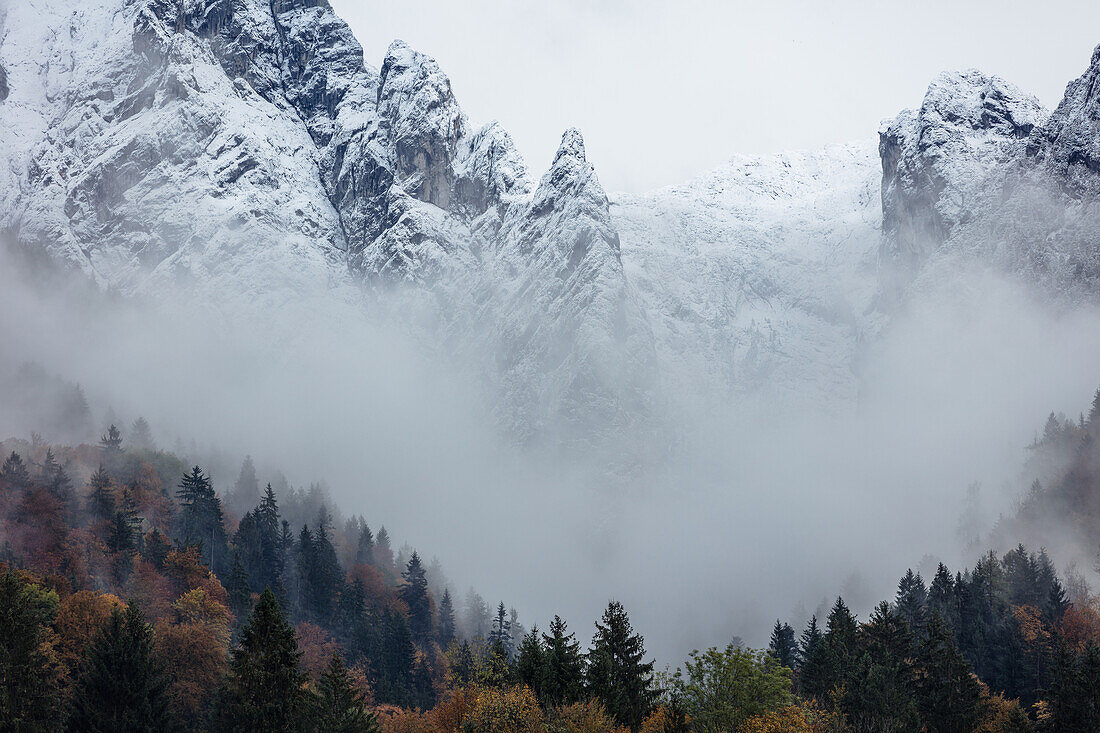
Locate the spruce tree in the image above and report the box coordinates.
[217,589,309,732]
[0,451,30,490]
[100,424,123,454]
[586,600,656,730]
[68,603,176,732]
[227,552,252,622]
[797,615,828,699]
[438,588,457,649]
[845,602,919,731]
[129,417,154,451]
[313,653,380,733]
[488,601,513,658]
[356,523,374,566]
[767,619,798,669]
[398,552,431,646]
[516,625,546,699]
[542,615,585,706]
[895,569,928,639]
[175,466,229,575]
[916,612,982,732]
[86,465,115,522]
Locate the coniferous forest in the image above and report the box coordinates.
[6,383,1100,732]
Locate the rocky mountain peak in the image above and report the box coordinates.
[1028,43,1100,197]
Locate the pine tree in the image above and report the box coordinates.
[309,511,344,625]
[398,552,432,646]
[69,603,175,732]
[313,653,380,733]
[438,588,457,649]
[542,615,585,707]
[767,619,798,669]
[86,465,116,523]
[217,589,310,732]
[916,612,982,732]
[516,625,546,699]
[586,601,656,730]
[40,448,72,502]
[845,602,919,731]
[928,563,955,625]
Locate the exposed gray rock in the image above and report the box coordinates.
[1028,44,1100,198]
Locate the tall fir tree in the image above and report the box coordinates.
[542,615,585,707]
[313,653,380,733]
[797,615,826,698]
[175,466,229,575]
[915,612,982,732]
[767,619,798,669]
[0,451,30,490]
[86,465,115,523]
[356,522,374,566]
[488,601,513,658]
[68,603,176,732]
[516,625,546,699]
[586,600,657,730]
[438,587,457,649]
[895,569,928,639]
[398,552,432,647]
[217,589,310,732]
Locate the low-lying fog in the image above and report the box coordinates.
[2,240,1099,665]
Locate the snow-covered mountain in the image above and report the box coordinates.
[4,0,1100,437]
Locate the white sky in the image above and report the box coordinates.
[331,0,1100,193]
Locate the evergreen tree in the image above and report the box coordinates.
[542,615,585,707]
[231,456,260,514]
[586,600,657,730]
[797,615,829,699]
[488,601,513,658]
[844,602,919,731]
[68,603,176,732]
[40,448,72,503]
[0,570,62,728]
[86,465,115,523]
[129,417,154,451]
[356,523,374,566]
[438,588,457,649]
[895,569,928,639]
[227,552,253,622]
[100,424,123,454]
[928,563,955,625]
[916,612,982,732]
[143,527,172,570]
[217,589,310,732]
[398,552,432,646]
[175,466,229,575]
[516,625,546,699]
[307,511,344,625]
[313,653,380,733]
[767,619,798,669]
[0,451,30,490]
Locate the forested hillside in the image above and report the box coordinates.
[5,388,1100,731]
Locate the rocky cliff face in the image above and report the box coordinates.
[0,0,652,438]
[1028,45,1100,198]
[878,71,1046,287]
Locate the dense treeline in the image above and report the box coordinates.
[7,386,1100,731]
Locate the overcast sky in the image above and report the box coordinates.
[331,0,1100,193]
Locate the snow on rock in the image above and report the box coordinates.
[1029,44,1100,198]
[878,71,1046,288]
[613,141,883,411]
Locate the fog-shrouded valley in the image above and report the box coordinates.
[6,1,1100,730]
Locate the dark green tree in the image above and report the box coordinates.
[100,424,123,454]
[542,615,585,706]
[86,465,115,523]
[438,588,457,650]
[767,620,798,669]
[0,451,30,490]
[68,603,176,732]
[488,601,513,658]
[226,552,252,622]
[175,466,229,575]
[356,522,374,566]
[313,653,380,733]
[516,625,545,699]
[844,602,919,731]
[586,600,656,730]
[217,589,310,732]
[896,569,928,639]
[398,552,432,647]
[915,612,982,733]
